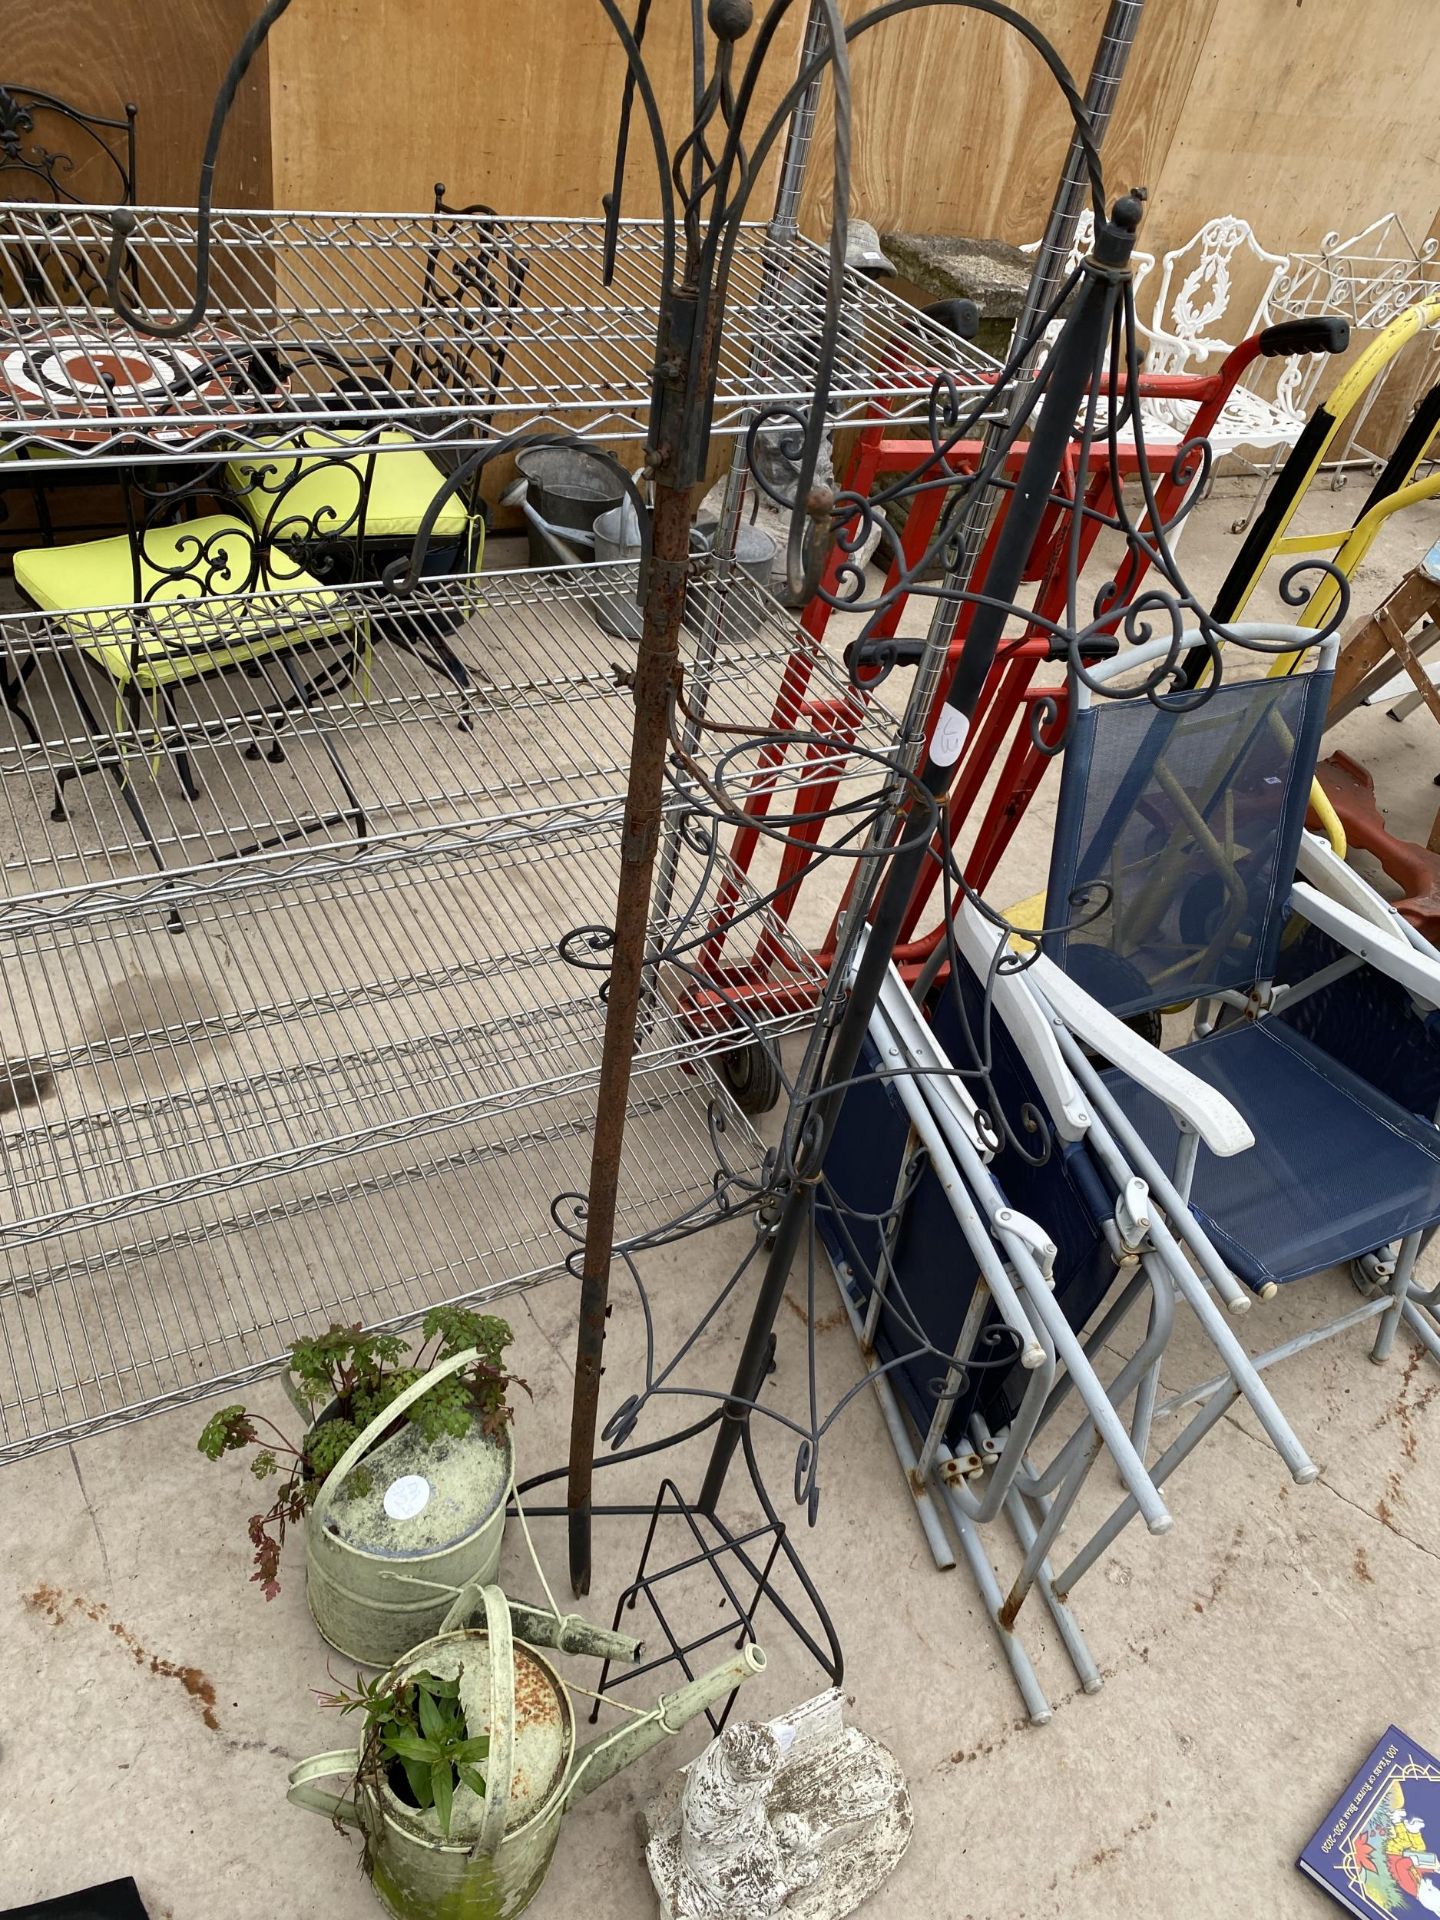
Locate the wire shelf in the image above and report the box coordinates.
[0,558,832,1463]
[0,828,816,1246]
[0,204,1003,464]
[0,1057,763,1461]
[0,560,899,924]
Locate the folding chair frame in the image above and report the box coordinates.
[820,929,1305,1720]
[1007,624,1440,1612]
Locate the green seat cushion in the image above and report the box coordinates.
[0,442,70,465]
[14,514,348,688]
[226,429,470,542]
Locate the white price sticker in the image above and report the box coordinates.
[930,704,970,768]
[383,1474,432,1521]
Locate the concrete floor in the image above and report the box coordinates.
[6,475,1440,1919]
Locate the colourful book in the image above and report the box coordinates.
[1299,1727,1440,1916]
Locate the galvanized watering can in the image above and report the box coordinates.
[302,1349,513,1668]
[289,1581,765,1920]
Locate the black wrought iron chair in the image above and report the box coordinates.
[220,419,486,699]
[10,454,376,880]
[422,183,526,421]
[217,190,524,693]
[0,83,137,208]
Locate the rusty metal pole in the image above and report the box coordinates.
[565,0,773,1598]
[567,297,706,1590]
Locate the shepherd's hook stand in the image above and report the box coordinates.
[699,199,1147,1512]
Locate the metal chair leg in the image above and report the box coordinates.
[1002,1479,1103,1694]
[0,656,43,749]
[1372,1228,1422,1363]
[1052,1379,1241,1600]
[1128,1296,1167,1462]
[1230,442,1286,535]
[1400,1297,1440,1364]
[155,685,202,800]
[52,656,179,924]
[275,653,368,848]
[938,1484,1054,1726]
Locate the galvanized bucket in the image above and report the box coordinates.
[684,518,778,641]
[289,1585,764,1920]
[304,1348,513,1668]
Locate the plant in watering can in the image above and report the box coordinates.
[289,1587,768,1920]
[199,1307,523,1601]
[317,1665,491,1841]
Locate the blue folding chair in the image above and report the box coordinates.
[822,619,1440,1717]
[819,918,1297,1720]
[1039,623,1440,1329]
[818,936,1177,1720]
[1000,623,1440,1587]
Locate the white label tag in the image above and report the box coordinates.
[383,1474,432,1521]
[930,704,970,768]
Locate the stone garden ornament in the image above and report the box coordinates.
[643,1689,911,1920]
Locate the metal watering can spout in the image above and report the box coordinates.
[565,1643,766,1807]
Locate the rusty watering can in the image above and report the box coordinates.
[288,1580,765,1920]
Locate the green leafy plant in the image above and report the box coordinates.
[317,1665,491,1838]
[198,1309,525,1600]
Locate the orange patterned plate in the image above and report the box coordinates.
[0,326,268,443]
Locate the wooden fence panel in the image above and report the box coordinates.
[4,0,270,206]
[268,0,806,216]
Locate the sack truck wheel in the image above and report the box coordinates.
[1124,1007,1164,1048]
[717,1041,782,1116]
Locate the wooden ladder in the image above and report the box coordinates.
[1328,539,1440,737]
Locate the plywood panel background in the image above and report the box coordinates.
[800,0,1107,240]
[17,3,1440,287]
[3,0,270,206]
[267,0,808,216]
[1142,0,1440,259]
[794,0,1437,261]
[1136,0,1440,447]
[270,0,1148,235]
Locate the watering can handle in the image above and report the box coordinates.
[287,1750,362,1826]
[437,1579,515,1860]
[475,1583,515,1858]
[310,1345,482,1525]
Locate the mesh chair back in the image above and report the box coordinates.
[1043,669,1331,1017]
[817,1039,911,1300]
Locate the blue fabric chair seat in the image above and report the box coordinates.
[1102,1019,1440,1290]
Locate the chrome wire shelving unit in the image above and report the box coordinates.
[0,560,871,1460]
[0,834,822,1249]
[0,203,1002,463]
[0,199,925,1463]
[0,1066,748,1459]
